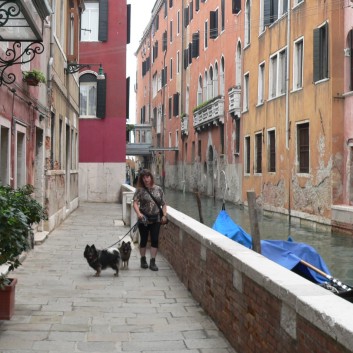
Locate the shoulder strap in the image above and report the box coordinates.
[144,187,163,217]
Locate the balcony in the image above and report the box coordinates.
[193,96,224,130]
[126,124,153,156]
[181,114,188,135]
[228,86,241,117]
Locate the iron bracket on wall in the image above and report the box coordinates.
[0,41,44,86]
[65,63,101,75]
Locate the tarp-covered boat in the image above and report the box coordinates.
[212,209,353,301]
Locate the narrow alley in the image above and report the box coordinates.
[0,202,236,353]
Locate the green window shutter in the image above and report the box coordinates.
[97,77,106,118]
[313,28,320,82]
[99,0,109,42]
[127,4,131,44]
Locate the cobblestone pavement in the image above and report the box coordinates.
[0,202,237,353]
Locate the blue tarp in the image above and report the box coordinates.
[212,210,330,284]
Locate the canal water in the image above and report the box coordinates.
[164,188,353,286]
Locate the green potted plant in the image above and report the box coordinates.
[22,69,46,86]
[0,184,47,320]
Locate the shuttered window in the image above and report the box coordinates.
[98,0,108,42]
[255,133,262,174]
[192,32,199,58]
[96,77,106,118]
[173,92,180,116]
[297,123,309,173]
[313,23,329,82]
[268,130,276,172]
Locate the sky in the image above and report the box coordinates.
[127,0,156,123]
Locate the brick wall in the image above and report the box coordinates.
[159,208,353,353]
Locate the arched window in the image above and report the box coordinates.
[245,0,251,46]
[203,71,208,101]
[236,41,242,87]
[209,66,214,99]
[214,62,219,96]
[220,57,225,96]
[79,72,106,118]
[197,75,203,105]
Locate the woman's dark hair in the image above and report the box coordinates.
[137,169,155,187]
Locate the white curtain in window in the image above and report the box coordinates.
[80,82,97,116]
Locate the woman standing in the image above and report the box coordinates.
[132,169,167,271]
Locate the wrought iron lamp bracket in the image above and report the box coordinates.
[65,63,101,75]
[0,41,44,86]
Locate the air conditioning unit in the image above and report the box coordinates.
[344,48,351,57]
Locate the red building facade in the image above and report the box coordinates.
[79,0,129,202]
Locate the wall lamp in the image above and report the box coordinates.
[65,63,105,80]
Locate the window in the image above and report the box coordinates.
[198,140,201,161]
[169,132,172,148]
[232,0,241,14]
[169,97,172,118]
[197,76,203,104]
[294,0,304,6]
[204,21,208,49]
[170,21,173,42]
[263,0,287,28]
[173,92,180,116]
[236,42,242,87]
[258,62,265,104]
[210,9,218,39]
[81,2,99,41]
[220,57,225,96]
[268,130,276,172]
[208,66,213,99]
[297,122,309,173]
[214,62,219,97]
[235,117,240,155]
[269,48,287,98]
[192,31,199,58]
[255,133,262,174]
[0,120,10,185]
[79,73,106,118]
[175,130,179,147]
[245,1,250,46]
[15,125,26,188]
[152,72,157,97]
[163,31,167,51]
[152,41,159,62]
[221,0,225,31]
[347,30,353,91]
[170,58,173,79]
[245,136,250,174]
[177,10,180,35]
[294,38,304,89]
[177,51,180,74]
[313,22,328,82]
[169,0,173,7]
[203,71,208,101]
[243,72,249,111]
[195,0,200,11]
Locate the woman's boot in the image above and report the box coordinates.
[149,258,158,271]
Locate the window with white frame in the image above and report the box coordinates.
[81,1,99,41]
[313,22,328,82]
[175,130,179,147]
[220,57,225,96]
[214,62,219,97]
[269,48,287,99]
[294,0,304,6]
[245,0,250,46]
[297,122,309,173]
[170,58,173,79]
[157,71,162,92]
[236,42,242,87]
[152,72,157,97]
[203,71,208,101]
[243,72,249,111]
[177,10,180,35]
[293,38,303,90]
[170,20,173,42]
[15,124,26,188]
[80,75,97,116]
[177,51,180,74]
[208,66,213,99]
[169,132,172,148]
[204,20,208,49]
[347,30,353,91]
[197,76,203,104]
[258,62,265,104]
[262,0,288,28]
[0,120,10,185]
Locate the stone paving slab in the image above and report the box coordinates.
[0,202,237,353]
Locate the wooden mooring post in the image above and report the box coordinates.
[247,191,261,253]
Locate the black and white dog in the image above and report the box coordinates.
[84,244,121,277]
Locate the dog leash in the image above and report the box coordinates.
[104,221,139,250]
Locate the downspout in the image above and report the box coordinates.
[286,0,291,225]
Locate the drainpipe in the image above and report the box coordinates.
[286,0,291,224]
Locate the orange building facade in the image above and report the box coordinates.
[135,0,353,232]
